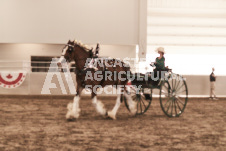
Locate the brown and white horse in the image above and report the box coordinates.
[58,40,137,120]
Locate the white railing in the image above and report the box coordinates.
[0,60,226,96]
[0,60,141,73]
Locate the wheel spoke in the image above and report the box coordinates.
[171,79,174,91]
[173,76,180,90]
[141,100,147,109]
[136,98,139,112]
[141,95,147,103]
[176,89,186,95]
[174,79,178,90]
[163,97,171,108]
[174,99,177,116]
[177,97,185,106]
[166,100,172,113]
[175,98,182,111]
[163,84,169,91]
[171,99,174,116]
[140,98,143,113]
[175,82,184,92]
[141,98,147,111]
[161,90,169,95]
[174,77,181,91]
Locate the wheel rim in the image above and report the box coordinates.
[124,86,152,115]
[160,74,188,117]
[135,88,152,115]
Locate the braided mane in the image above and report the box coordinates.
[74,40,91,51]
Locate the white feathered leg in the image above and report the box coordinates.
[107,94,121,120]
[92,96,107,116]
[66,96,81,120]
[124,92,137,115]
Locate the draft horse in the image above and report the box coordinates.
[58,40,137,120]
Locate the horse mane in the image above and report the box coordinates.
[74,40,91,52]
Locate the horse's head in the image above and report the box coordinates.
[58,39,95,70]
[57,40,75,66]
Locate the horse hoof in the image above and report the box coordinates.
[66,114,78,121]
[66,118,76,122]
[107,111,116,120]
[66,110,79,120]
[66,113,75,121]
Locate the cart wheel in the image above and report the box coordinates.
[160,73,188,117]
[124,86,152,115]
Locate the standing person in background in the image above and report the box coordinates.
[209,68,218,100]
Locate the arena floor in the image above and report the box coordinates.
[0,97,225,150]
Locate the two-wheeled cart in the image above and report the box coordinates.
[124,69,188,117]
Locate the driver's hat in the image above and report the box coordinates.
[155,47,165,53]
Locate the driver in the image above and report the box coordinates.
[154,47,165,72]
[149,47,167,85]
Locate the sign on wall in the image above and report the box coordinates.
[0,72,27,89]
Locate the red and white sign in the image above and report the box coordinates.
[0,72,26,89]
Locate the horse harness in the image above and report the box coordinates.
[76,59,121,88]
